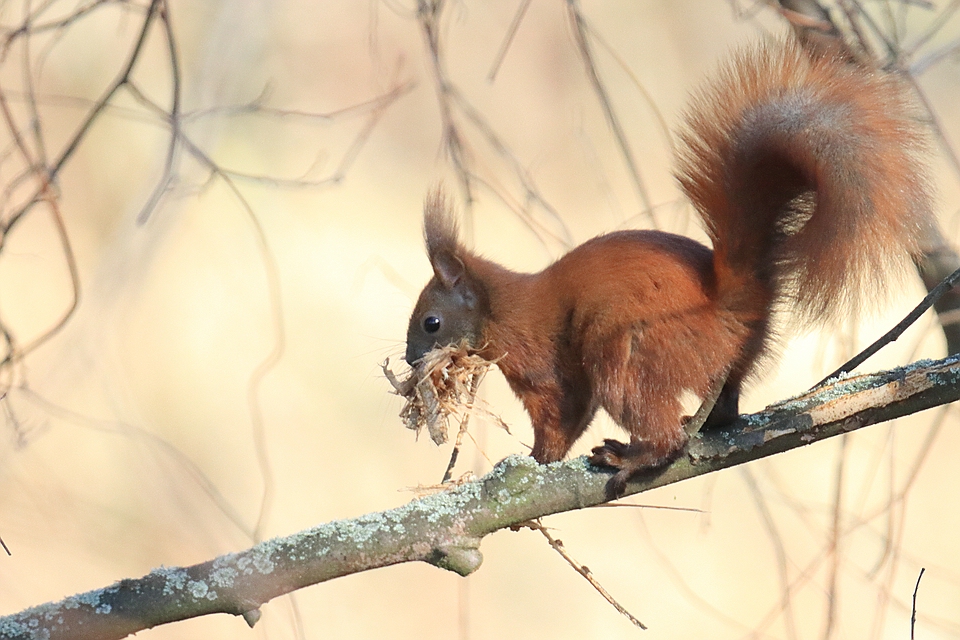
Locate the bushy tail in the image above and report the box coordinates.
[675,40,933,328]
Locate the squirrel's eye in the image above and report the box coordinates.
[423,315,441,334]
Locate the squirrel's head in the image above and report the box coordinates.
[405,188,486,365]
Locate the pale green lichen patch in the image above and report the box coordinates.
[235,545,277,576]
[772,356,960,415]
[186,580,217,601]
[902,356,952,373]
[56,584,120,615]
[146,566,221,602]
[264,463,492,569]
[0,582,126,639]
[153,566,189,596]
[0,619,46,640]
[209,557,239,588]
[741,412,766,427]
[560,455,601,483]
[480,455,542,507]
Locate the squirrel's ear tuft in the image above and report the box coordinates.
[424,185,465,288]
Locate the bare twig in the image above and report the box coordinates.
[2,0,163,237]
[911,567,925,639]
[819,267,960,385]
[136,0,181,224]
[823,434,848,640]
[521,519,647,630]
[211,168,284,544]
[0,0,133,51]
[741,468,799,640]
[584,22,675,158]
[416,0,574,250]
[0,191,81,370]
[683,369,729,439]
[487,0,532,82]
[905,0,960,59]
[441,372,483,484]
[417,0,473,204]
[566,0,655,221]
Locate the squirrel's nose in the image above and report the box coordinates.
[404,343,423,366]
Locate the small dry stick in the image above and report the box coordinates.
[911,567,925,640]
[684,368,729,439]
[520,519,647,630]
[441,371,484,483]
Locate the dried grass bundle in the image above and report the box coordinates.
[382,342,501,445]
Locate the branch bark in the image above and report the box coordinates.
[2,355,959,640]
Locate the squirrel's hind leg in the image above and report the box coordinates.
[701,378,742,430]
[588,392,689,498]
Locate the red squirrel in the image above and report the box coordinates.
[404,40,933,496]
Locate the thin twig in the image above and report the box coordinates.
[1,0,163,237]
[21,0,50,173]
[136,0,181,224]
[521,519,647,630]
[911,567,925,639]
[417,0,574,249]
[487,0,532,82]
[1,191,81,368]
[441,372,483,484]
[905,0,960,58]
[741,468,799,640]
[819,266,960,385]
[1,0,133,54]
[0,72,81,375]
[683,369,729,439]
[125,79,415,190]
[566,0,655,221]
[584,22,676,158]
[222,176,283,544]
[822,434,848,640]
[418,0,473,204]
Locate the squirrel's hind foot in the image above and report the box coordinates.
[589,437,685,499]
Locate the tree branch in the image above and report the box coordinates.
[2,354,959,639]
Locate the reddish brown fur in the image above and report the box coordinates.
[405,40,933,497]
[462,233,742,465]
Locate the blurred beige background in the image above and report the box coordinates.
[1,1,959,638]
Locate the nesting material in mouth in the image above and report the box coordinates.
[383,342,503,446]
